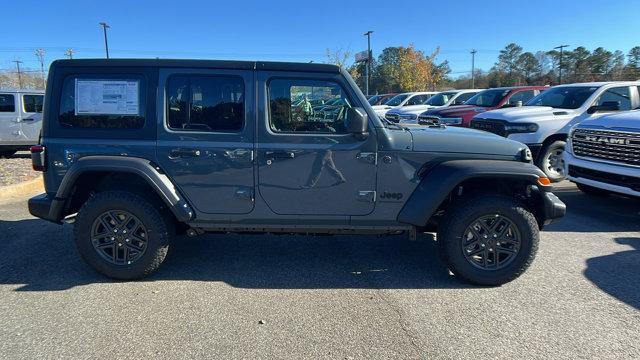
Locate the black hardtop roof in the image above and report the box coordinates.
[50,58,341,73]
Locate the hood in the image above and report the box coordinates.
[407,125,526,156]
[475,106,577,122]
[577,110,640,132]
[425,104,488,117]
[389,105,437,115]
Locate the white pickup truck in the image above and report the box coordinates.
[470,81,640,181]
[384,89,480,123]
[371,91,437,117]
[0,89,45,157]
[564,110,640,198]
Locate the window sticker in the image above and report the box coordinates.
[75,79,139,115]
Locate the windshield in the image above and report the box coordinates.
[368,95,382,105]
[525,86,598,109]
[425,92,458,106]
[385,94,409,106]
[465,89,510,107]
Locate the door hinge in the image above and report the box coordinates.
[357,190,376,202]
[356,152,377,165]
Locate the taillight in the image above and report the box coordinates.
[30,145,46,171]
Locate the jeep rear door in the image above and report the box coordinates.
[0,93,21,145]
[19,93,44,142]
[156,68,255,215]
[256,71,377,216]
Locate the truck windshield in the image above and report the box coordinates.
[464,89,509,107]
[385,94,409,106]
[425,92,457,106]
[525,86,598,109]
[368,95,382,105]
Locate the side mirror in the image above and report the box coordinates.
[587,101,620,114]
[345,107,369,138]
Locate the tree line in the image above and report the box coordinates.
[329,43,640,94]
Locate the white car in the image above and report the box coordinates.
[564,110,640,198]
[470,81,640,181]
[0,89,45,157]
[371,91,437,117]
[384,89,481,123]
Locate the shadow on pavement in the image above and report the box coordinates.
[584,237,640,310]
[546,184,640,233]
[0,218,470,291]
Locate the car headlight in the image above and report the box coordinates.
[505,123,538,133]
[520,148,533,163]
[440,117,462,125]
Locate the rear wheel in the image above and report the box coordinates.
[576,183,610,197]
[438,195,539,286]
[74,191,174,280]
[536,140,566,182]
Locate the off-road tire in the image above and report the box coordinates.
[437,195,539,286]
[74,191,174,280]
[536,140,566,182]
[576,183,611,197]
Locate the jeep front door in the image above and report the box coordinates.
[157,69,255,215]
[257,73,377,216]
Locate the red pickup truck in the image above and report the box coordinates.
[418,86,548,127]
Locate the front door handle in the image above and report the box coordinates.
[169,148,201,158]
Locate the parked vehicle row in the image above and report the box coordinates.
[0,89,45,157]
[384,89,481,123]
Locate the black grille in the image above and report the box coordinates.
[385,113,400,122]
[470,119,507,137]
[568,165,640,192]
[571,129,640,166]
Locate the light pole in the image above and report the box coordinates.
[13,60,23,88]
[554,44,569,84]
[35,49,46,88]
[99,22,110,59]
[363,31,373,96]
[470,49,477,89]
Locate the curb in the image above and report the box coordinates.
[0,177,44,203]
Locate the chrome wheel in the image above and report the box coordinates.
[461,214,521,270]
[90,210,148,266]
[543,147,565,179]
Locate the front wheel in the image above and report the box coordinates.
[74,191,174,280]
[437,195,539,286]
[536,140,566,182]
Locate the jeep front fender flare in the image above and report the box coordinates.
[49,156,193,223]
[397,160,549,226]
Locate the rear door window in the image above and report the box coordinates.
[23,94,44,113]
[507,90,536,105]
[595,86,632,111]
[167,75,244,132]
[0,94,15,112]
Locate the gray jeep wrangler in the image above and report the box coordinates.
[28,59,565,285]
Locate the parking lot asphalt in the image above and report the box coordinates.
[0,181,638,359]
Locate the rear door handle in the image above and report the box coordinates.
[169,148,201,158]
[266,151,295,159]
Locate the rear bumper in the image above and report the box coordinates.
[28,193,63,224]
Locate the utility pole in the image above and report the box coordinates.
[554,44,569,84]
[35,48,46,88]
[65,48,75,59]
[470,49,477,89]
[13,60,23,88]
[363,30,373,96]
[99,22,110,59]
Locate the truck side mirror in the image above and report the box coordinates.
[587,101,620,114]
[345,107,368,139]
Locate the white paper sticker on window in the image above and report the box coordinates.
[75,79,140,115]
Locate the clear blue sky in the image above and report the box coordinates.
[1,0,639,77]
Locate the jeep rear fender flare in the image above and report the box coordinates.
[51,156,193,222]
[397,159,549,226]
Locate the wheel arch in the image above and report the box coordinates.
[397,160,553,229]
[50,156,193,223]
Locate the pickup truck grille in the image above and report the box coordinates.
[470,119,507,137]
[385,113,400,122]
[571,129,640,167]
